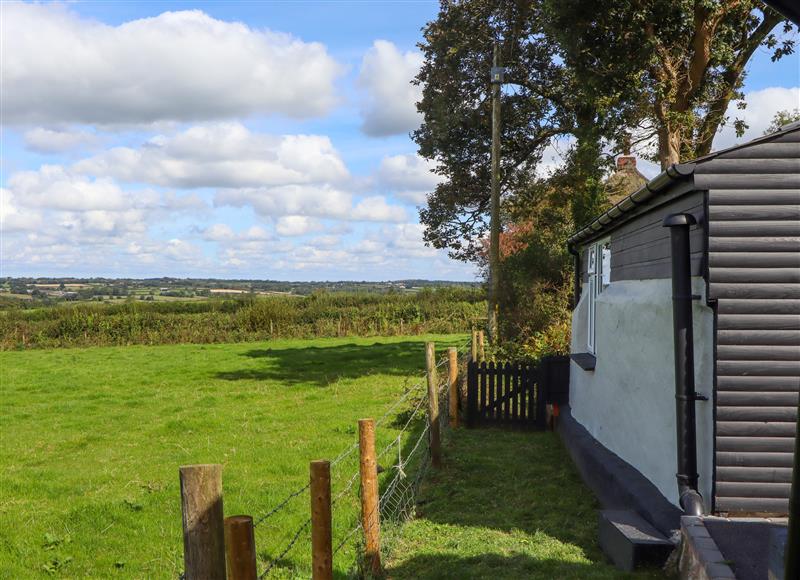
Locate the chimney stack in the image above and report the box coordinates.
[617,155,637,171]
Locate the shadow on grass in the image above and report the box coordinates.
[385,428,664,579]
[214,339,454,386]
[387,552,630,580]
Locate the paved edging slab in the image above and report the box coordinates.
[679,516,736,580]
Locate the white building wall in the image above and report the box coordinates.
[570,277,714,508]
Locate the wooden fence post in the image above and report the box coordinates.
[358,419,382,575]
[425,342,442,468]
[477,330,486,362]
[310,460,333,580]
[466,360,477,428]
[448,347,459,428]
[179,464,226,580]
[471,329,478,362]
[224,515,257,580]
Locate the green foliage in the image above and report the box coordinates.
[765,108,800,134]
[0,289,485,349]
[414,0,574,262]
[0,335,464,577]
[547,0,794,165]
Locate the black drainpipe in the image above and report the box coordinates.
[568,245,581,308]
[663,213,705,516]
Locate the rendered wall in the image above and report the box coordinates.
[570,277,714,508]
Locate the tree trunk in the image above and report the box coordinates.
[658,124,681,169]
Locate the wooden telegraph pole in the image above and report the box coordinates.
[425,342,442,468]
[487,42,503,344]
[448,347,459,428]
[358,419,382,575]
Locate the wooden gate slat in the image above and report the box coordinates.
[511,363,519,424]
[465,357,566,431]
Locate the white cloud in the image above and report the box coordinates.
[23,128,98,154]
[4,164,207,241]
[275,215,323,236]
[2,4,342,126]
[351,196,407,222]
[376,154,441,204]
[9,165,133,211]
[215,185,405,222]
[1,189,43,233]
[713,86,800,150]
[202,223,236,241]
[75,123,349,188]
[357,40,423,137]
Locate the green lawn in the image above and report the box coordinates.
[0,335,463,578]
[386,429,665,579]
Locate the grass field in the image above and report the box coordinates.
[0,335,464,578]
[387,429,664,579]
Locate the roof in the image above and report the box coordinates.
[567,123,800,247]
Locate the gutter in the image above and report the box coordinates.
[567,163,695,249]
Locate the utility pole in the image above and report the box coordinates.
[487,43,502,344]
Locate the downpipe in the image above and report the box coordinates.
[663,213,705,517]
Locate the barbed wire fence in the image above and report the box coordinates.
[178,335,477,579]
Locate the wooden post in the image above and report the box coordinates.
[224,515,257,580]
[471,329,478,362]
[448,347,459,428]
[310,460,333,580]
[425,342,442,468]
[179,464,226,580]
[358,419,381,575]
[478,330,486,362]
[487,42,502,344]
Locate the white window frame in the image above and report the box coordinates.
[587,238,611,355]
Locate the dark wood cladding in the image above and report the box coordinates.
[705,128,800,515]
[709,252,800,268]
[606,191,704,281]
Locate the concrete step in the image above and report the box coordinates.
[599,509,674,572]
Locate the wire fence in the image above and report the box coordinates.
[237,337,471,578]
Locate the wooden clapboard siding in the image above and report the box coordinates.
[608,191,704,281]
[705,126,800,515]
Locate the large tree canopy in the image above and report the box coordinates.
[547,0,794,168]
[415,0,794,264]
[413,0,574,262]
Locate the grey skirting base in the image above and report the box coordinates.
[557,405,682,542]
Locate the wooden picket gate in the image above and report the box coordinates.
[466,356,569,430]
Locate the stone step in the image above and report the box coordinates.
[599,509,674,572]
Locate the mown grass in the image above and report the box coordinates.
[0,335,464,578]
[386,429,665,579]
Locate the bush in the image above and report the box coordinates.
[0,289,486,349]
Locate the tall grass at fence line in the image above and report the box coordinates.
[0,287,486,349]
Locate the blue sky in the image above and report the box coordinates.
[1,2,798,281]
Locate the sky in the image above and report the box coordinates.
[1,1,798,281]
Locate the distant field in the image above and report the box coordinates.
[0,335,465,578]
[0,288,484,349]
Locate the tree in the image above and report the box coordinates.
[765,108,800,133]
[414,0,573,263]
[547,0,795,168]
